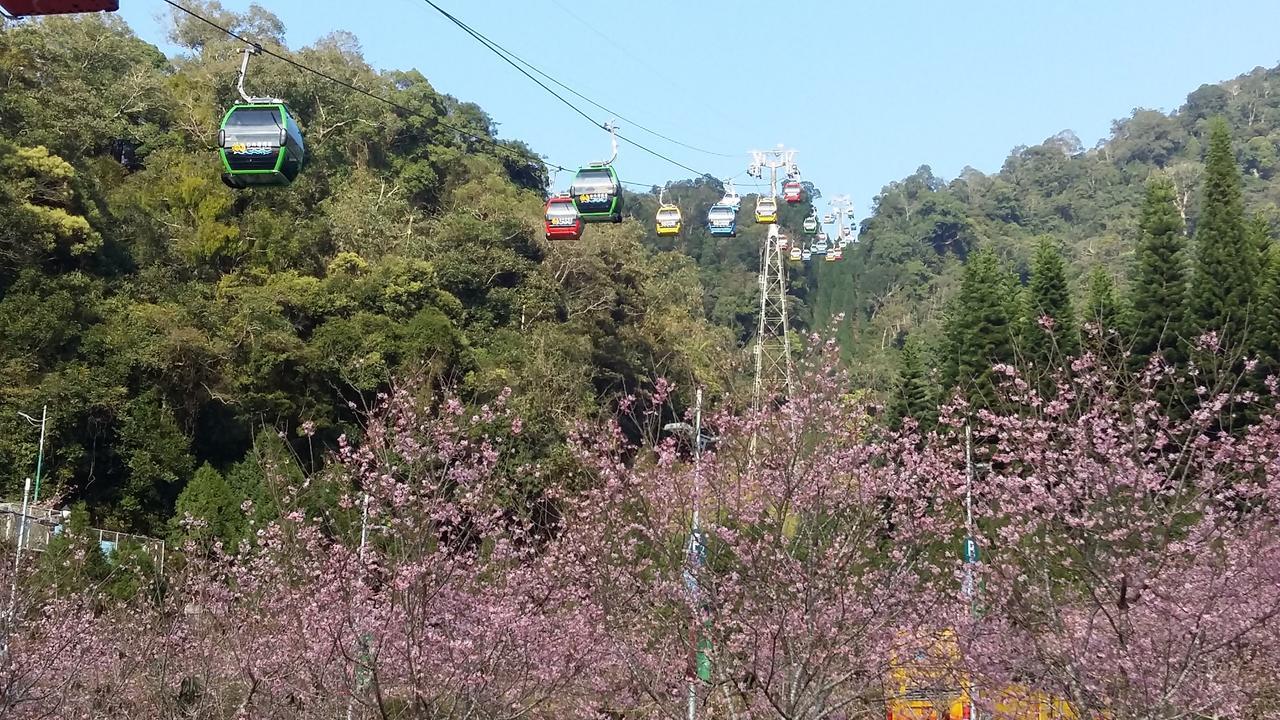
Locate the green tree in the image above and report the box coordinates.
[1188,119,1257,347]
[171,463,246,548]
[889,336,937,429]
[1025,236,1079,364]
[1255,246,1280,374]
[1083,266,1123,359]
[1129,175,1188,367]
[944,249,1017,406]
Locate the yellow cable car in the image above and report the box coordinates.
[755,196,779,224]
[655,204,682,236]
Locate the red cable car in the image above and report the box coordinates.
[544,195,584,240]
[0,0,118,15]
[783,181,804,204]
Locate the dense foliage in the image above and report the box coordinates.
[816,66,1280,394]
[3,9,1280,719]
[0,9,738,534]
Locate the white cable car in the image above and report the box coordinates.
[817,231,828,243]
[814,239,828,255]
[789,246,802,262]
[802,248,812,262]
[846,208,855,220]
[720,180,742,211]
[776,233,789,250]
[822,213,835,224]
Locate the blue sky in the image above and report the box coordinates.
[119,0,1280,218]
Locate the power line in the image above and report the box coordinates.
[418,0,735,160]
[160,0,569,174]
[160,0,728,196]
[414,0,727,178]
[541,0,743,146]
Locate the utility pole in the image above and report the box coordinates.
[346,493,373,720]
[963,423,980,720]
[17,406,47,507]
[747,146,799,412]
[668,389,711,720]
[3,477,32,660]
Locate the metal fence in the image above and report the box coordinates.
[0,502,165,574]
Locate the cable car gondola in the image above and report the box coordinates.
[219,47,305,189]
[571,165,623,223]
[814,239,828,255]
[776,233,789,251]
[782,181,803,204]
[655,204,682,236]
[707,203,737,237]
[572,122,623,223]
[755,196,778,224]
[720,180,742,211]
[802,215,818,235]
[789,246,802,262]
[822,213,835,224]
[846,208,856,220]
[831,247,844,261]
[802,248,812,262]
[544,195,584,240]
[0,0,117,15]
[220,103,305,188]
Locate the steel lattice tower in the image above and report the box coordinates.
[746,146,799,411]
[752,222,793,410]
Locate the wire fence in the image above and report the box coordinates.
[0,502,165,574]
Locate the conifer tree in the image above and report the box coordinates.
[1129,175,1188,367]
[1026,236,1079,364]
[1254,246,1280,375]
[890,336,937,429]
[1083,267,1123,359]
[944,248,1017,405]
[1189,119,1255,347]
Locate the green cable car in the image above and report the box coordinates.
[570,165,623,223]
[218,103,305,189]
[571,122,623,223]
[217,46,305,190]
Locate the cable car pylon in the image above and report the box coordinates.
[747,146,798,414]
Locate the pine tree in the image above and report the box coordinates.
[1026,236,1079,364]
[1188,119,1255,348]
[890,337,937,429]
[1129,175,1188,367]
[944,248,1017,406]
[1083,267,1123,359]
[1254,245,1280,375]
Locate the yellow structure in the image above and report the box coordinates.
[754,196,778,223]
[655,204,682,236]
[885,631,1083,720]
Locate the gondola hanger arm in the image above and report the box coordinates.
[593,120,618,167]
[235,44,278,104]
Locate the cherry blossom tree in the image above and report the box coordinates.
[3,344,1279,720]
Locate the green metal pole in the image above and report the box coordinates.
[31,406,46,506]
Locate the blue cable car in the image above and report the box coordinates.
[707,203,737,237]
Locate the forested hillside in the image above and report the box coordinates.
[6,8,1280,535]
[0,10,738,534]
[6,7,1280,719]
[817,64,1280,388]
